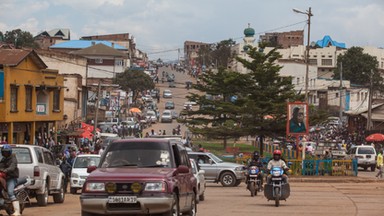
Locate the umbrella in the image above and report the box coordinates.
[80,130,94,139]
[129,107,141,113]
[366,133,384,142]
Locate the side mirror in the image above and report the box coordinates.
[176,165,190,174]
[208,159,213,165]
[87,166,97,173]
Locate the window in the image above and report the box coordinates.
[336,93,339,98]
[25,86,33,111]
[53,88,60,111]
[115,60,123,66]
[10,85,18,112]
[309,59,317,65]
[321,59,333,66]
[34,148,44,163]
[43,151,55,165]
[77,91,81,109]
[95,59,103,64]
[296,77,300,85]
[357,92,360,101]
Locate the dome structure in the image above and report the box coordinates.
[244,23,255,37]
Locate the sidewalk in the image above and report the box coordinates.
[290,175,381,183]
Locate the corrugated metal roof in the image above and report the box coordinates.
[50,40,127,50]
[0,49,47,69]
[344,103,384,115]
[70,43,126,57]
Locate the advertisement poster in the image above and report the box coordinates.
[286,102,309,135]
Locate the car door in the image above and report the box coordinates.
[194,153,217,181]
[173,144,191,211]
[42,149,59,190]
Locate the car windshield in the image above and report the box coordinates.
[74,156,101,168]
[101,141,174,168]
[358,147,375,154]
[208,153,223,163]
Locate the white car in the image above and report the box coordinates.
[190,158,206,203]
[161,110,173,123]
[163,89,173,98]
[146,110,158,123]
[70,154,101,194]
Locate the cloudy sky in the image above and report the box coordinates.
[1,0,384,60]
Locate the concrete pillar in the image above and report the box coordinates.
[7,122,13,144]
[30,121,36,145]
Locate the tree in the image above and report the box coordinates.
[114,68,155,104]
[181,68,253,149]
[1,29,39,49]
[236,45,300,156]
[333,47,381,89]
[196,39,236,69]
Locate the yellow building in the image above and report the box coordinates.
[0,49,64,144]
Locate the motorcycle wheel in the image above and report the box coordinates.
[5,204,14,215]
[274,187,280,207]
[249,183,255,197]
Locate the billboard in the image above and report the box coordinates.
[286,102,309,135]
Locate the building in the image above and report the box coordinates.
[37,50,88,129]
[184,41,210,67]
[259,30,304,48]
[0,49,64,144]
[34,28,71,50]
[70,43,128,78]
[49,40,127,54]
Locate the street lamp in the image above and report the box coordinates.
[293,7,313,103]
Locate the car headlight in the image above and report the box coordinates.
[85,182,105,192]
[144,182,166,192]
[71,173,79,178]
[235,166,244,171]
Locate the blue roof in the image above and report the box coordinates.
[315,35,346,49]
[50,40,127,50]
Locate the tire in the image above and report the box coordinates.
[274,187,280,207]
[5,204,13,215]
[53,179,65,203]
[199,192,205,202]
[249,182,256,197]
[371,165,376,172]
[363,166,368,171]
[70,187,77,194]
[220,172,236,187]
[37,181,49,206]
[162,194,180,216]
[81,211,97,216]
[234,180,242,186]
[184,193,197,216]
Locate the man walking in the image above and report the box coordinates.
[376,149,383,179]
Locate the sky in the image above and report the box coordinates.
[1,0,384,61]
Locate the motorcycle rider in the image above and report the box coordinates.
[266,150,289,184]
[0,144,20,216]
[246,151,264,188]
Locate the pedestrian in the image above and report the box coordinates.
[376,149,383,179]
[58,153,71,193]
[1,136,7,144]
[162,130,166,135]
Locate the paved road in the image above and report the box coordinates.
[21,180,384,216]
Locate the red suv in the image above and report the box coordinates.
[80,138,197,216]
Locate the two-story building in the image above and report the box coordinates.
[0,49,64,144]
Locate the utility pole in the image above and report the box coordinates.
[93,80,102,135]
[366,69,373,130]
[339,62,343,128]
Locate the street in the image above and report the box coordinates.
[21,180,384,216]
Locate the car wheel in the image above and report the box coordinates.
[162,193,180,216]
[220,172,236,187]
[199,192,205,202]
[53,179,65,203]
[183,192,197,216]
[70,187,77,194]
[363,166,368,171]
[234,180,242,186]
[37,180,49,206]
[81,211,97,216]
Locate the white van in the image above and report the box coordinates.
[70,154,101,194]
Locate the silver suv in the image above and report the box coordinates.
[187,152,246,187]
[0,144,66,206]
[346,145,377,171]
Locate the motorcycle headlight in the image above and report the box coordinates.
[85,182,105,192]
[145,182,166,192]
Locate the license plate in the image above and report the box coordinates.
[272,177,282,181]
[108,196,137,203]
[249,175,258,178]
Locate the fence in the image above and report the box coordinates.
[253,141,298,159]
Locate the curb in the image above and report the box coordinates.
[289,176,381,183]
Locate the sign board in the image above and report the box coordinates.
[0,71,4,100]
[36,104,47,115]
[286,102,309,136]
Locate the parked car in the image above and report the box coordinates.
[80,138,197,216]
[169,81,176,88]
[145,110,158,123]
[161,110,173,123]
[187,151,246,187]
[70,154,101,194]
[0,144,66,206]
[171,110,179,119]
[190,159,206,203]
[346,145,377,171]
[165,101,175,109]
[163,89,172,98]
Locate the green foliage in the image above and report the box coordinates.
[308,105,330,126]
[0,29,39,49]
[333,47,382,90]
[114,68,155,103]
[196,39,236,69]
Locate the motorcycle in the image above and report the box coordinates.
[0,174,34,215]
[264,167,290,207]
[246,166,261,197]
